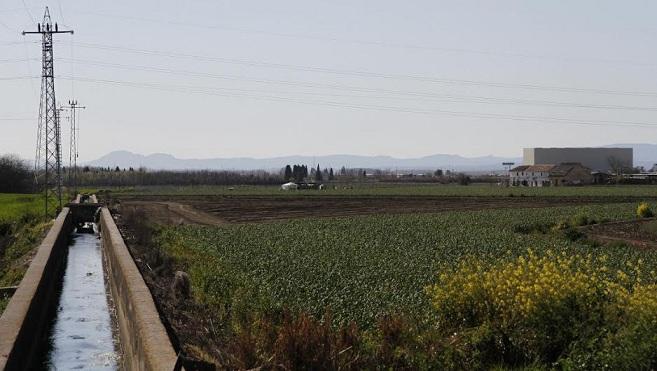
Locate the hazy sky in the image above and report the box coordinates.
[2,0,657,162]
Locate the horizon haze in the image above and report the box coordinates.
[85,143,657,171]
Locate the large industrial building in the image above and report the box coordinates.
[523,147,633,172]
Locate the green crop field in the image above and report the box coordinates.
[107,183,657,198]
[157,203,653,325]
[146,197,657,368]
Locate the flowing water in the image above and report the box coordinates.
[44,226,120,370]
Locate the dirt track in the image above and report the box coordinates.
[118,195,656,224]
[584,218,657,249]
[119,201,224,226]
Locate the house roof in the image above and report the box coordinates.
[527,164,556,172]
[510,164,554,172]
[551,163,592,177]
[510,163,591,176]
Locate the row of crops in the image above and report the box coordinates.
[157,203,652,326]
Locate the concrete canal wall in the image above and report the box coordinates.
[99,207,180,371]
[0,208,72,370]
[0,199,180,371]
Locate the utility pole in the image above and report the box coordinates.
[67,100,85,193]
[23,7,73,218]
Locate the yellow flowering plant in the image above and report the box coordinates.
[426,250,657,366]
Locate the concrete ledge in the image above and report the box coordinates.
[0,208,72,370]
[99,207,180,370]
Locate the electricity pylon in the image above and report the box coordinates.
[67,100,85,193]
[23,7,73,218]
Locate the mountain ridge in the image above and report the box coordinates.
[86,144,657,171]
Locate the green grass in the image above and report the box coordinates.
[0,193,52,315]
[0,220,51,287]
[0,194,45,222]
[157,203,650,327]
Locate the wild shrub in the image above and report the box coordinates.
[573,213,597,226]
[637,202,654,218]
[225,311,369,370]
[561,225,584,241]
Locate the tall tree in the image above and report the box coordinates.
[316,164,323,181]
[329,168,335,180]
[284,165,292,181]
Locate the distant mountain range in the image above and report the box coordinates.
[86,144,657,172]
[86,151,520,171]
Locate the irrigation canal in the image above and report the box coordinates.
[43,225,120,369]
[0,196,181,370]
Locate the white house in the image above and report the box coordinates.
[509,163,593,187]
[509,165,552,187]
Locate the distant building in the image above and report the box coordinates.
[281,182,298,190]
[592,171,612,185]
[523,148,632,172]
[510,163,593,186]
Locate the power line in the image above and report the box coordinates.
[59,57,657,112]
[72,41,657,97]
[68,10,657,69]
[0,8,33,14]
[59,75,657,129]
[0,17,13,31]
[0,57,38,63]
[20,0,35,23]
[55,0,65,24]
[0,75,39,80]
[0,40,39,46]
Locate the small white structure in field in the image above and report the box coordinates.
[281,182,298,190]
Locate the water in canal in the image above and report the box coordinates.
[44,226,120,370]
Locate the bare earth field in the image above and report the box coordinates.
[117,194,657,225]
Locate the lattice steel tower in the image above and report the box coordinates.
[23,7,73,218]
[67,100,85,193]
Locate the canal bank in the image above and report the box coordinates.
[0,197,180,370]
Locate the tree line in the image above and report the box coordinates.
[283,164,336,183]
[0,155,32,193]
[73,167,282,187]
[0,153,492,192]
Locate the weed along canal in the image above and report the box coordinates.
[43,223,120,369]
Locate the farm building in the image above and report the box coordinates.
[523,147,632,172]
[510,163,593,186]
